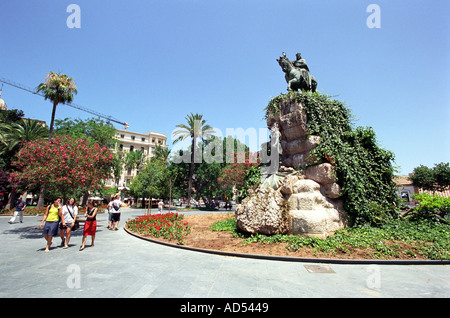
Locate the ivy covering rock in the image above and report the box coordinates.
[264,91,400,226]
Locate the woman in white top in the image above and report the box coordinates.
[110,195,122,231]
[60,198,78,249]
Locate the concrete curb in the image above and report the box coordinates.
[124,226,450,266]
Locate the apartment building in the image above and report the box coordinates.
[107,128,168,187]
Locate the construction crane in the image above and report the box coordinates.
[0,77,129,130]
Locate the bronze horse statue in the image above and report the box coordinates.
[277,53,317,92]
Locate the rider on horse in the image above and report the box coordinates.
[278,52,317,92]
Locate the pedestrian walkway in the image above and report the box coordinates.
[0,208,449,298]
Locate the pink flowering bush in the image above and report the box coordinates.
[218,151,260,189]
[9,135,113,196]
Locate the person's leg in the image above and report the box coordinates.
[60,225,66,245]
[64,227,71,248]
[116,213,121,230]
[19,211,24,223]
[80,235,87,250]
[90,221,96,246]
[9,211,18,223]
[44,235,52,252]
[111,214,118,230]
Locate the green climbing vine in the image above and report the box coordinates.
[264,91,400,226]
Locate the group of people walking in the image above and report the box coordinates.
[32,195,122,253]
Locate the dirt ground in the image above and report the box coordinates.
[182,213,318,258]
[131,213,429,260]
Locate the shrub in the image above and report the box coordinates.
[412,193,450,220]
[237,165,261,202]
[9,135,113,198]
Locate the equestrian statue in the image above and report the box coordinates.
[277,52,317,92]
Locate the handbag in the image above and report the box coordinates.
[66,205,80,231]
[72,219,80,231]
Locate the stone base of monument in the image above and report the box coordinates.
[235,186,290,236]
[285,177,346,238]
[235,96,347,238]
[235,171,347,238]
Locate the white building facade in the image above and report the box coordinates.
[107,129,167,187]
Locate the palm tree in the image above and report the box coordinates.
[35,72,76,207]
[172,113,215,207]
[153,145,171,165]
[0,119,49,153]
[124,149,144,176]
[0,119,49,209]
[0,119,49,166]
[36,72,77,139]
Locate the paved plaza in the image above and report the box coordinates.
[1,208,449,298]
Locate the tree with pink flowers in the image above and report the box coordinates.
[9,135,113,201]
[218,151,260,200]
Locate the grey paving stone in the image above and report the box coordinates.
[0,208,449,298]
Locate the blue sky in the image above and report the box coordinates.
[0,0,448,175]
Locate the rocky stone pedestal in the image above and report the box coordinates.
[282,175,345,238]
[235,97,347,238]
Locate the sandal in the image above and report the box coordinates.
[79,246,85,251]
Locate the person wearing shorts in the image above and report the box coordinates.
[39,198,64,253]
[111,211,120,227]
[110,195,122,231]
[60,198,78,249]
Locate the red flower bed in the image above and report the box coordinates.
[125,212,190,245]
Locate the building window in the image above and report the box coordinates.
[131,135,135,140]
[130,146,134,152]
[141,137,145,142]
[119,144,123,151]
[120,134,125,138]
